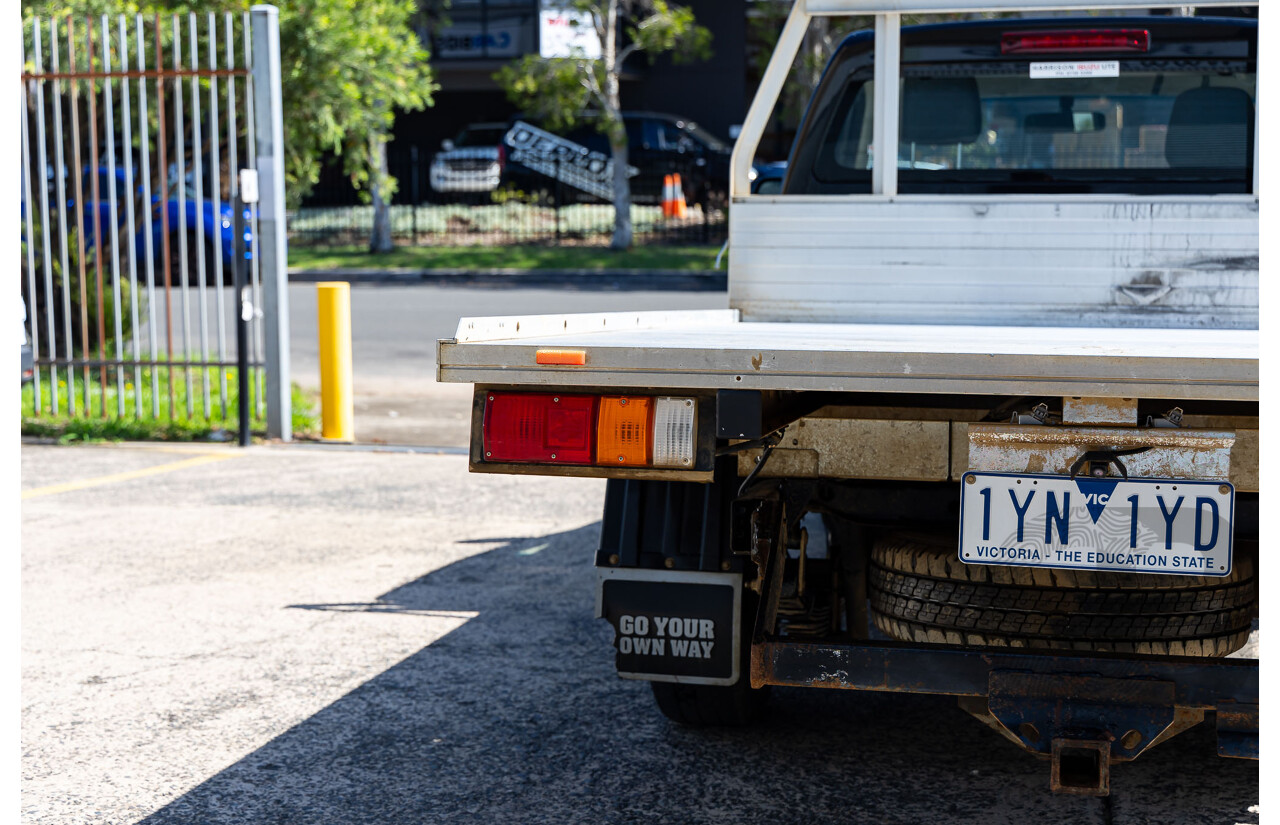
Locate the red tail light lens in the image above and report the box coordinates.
[1001,29,1150,54]
[483,392,596,464]
[496,144,507,172]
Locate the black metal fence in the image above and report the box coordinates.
[287,145,728,247]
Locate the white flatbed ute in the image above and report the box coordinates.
[436,0,1260,795]
[439,310,1257,400]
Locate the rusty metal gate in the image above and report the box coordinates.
[20,6,292,440]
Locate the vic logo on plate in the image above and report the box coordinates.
[1077,477,1119,523]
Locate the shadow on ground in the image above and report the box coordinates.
[137,524,1258,825]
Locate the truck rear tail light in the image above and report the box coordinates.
[597,396,653,465]
[1001,29,1150,54]
[481,392,700,470]
[482,392,597,464]
[653,397,697,467]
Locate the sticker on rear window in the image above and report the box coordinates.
[1030,61,1119,79]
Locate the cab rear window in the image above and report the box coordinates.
[794,21,1257,195]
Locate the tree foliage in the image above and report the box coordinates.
[21,0,435,208]
[495,1,711,249]
[274,0,435,206]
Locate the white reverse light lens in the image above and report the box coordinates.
[652,397,697,468]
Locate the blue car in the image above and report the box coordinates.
[750,161,787,195]
[65,165,252,285]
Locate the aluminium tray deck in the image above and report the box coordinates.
[437,310,1258,401]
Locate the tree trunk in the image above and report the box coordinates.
[609,137,633,250]
[602,0,632,251]
[369,133,394,254]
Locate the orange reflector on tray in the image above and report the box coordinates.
[596,396,652,466]
[535,349,587,366]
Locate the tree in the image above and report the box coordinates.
[273,0,435,252]
[22,0,435,252]
[496,1,710,250]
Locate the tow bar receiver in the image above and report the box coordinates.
[987,672,1176,796]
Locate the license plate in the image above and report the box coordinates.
[959,472,1233,577]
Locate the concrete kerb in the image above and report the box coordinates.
[287,267,727,292]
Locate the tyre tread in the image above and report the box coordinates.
[868,532,1256,657]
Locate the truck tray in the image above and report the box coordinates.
[437,310,1258,402]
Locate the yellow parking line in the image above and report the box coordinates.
[22,453,238,500]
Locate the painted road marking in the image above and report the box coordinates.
[22,453,237,500]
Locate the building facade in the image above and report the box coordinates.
[305,0,750,207]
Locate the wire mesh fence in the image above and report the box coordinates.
[287,199,727,247]
[288,138,728,247]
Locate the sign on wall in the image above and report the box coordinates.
[539,5,601,58]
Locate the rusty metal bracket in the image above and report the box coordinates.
[1067,446,1150,479]
[987,671,1176,762]
[1216,702,1259,759]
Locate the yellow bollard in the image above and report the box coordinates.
[317,282,355,441]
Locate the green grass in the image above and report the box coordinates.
[21,365,318,443]
[288,244,722,273]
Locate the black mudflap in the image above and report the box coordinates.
[597,568,742,686]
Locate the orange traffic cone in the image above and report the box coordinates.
[661,174,675,218]
[672,174,688,219]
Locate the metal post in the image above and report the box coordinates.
[251,5,291,440]
[316,282,354,442]
[871,13,901,197]
[410,145,419,244]
[233,190,251,446]
[555,154,562,245]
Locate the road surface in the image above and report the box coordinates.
[287,282,725,446]
[20,443,1259,825]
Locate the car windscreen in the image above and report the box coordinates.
[684,122,728,152]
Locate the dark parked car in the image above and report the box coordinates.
[503,111,731,210]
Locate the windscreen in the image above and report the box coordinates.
[810,57,1255,193]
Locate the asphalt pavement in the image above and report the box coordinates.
[21,442,1260,825]
[286,281,726,446]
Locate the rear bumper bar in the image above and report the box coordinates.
[752,639,1257,760]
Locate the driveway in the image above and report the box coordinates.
[21,443,1259,824]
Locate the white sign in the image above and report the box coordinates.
[959,473,1233,577]
[504,121,636,201]
[539,8,601,59]
[1030,61,1120,79]
[238,169,259,204]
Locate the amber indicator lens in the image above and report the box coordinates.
[596,396,653,466]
